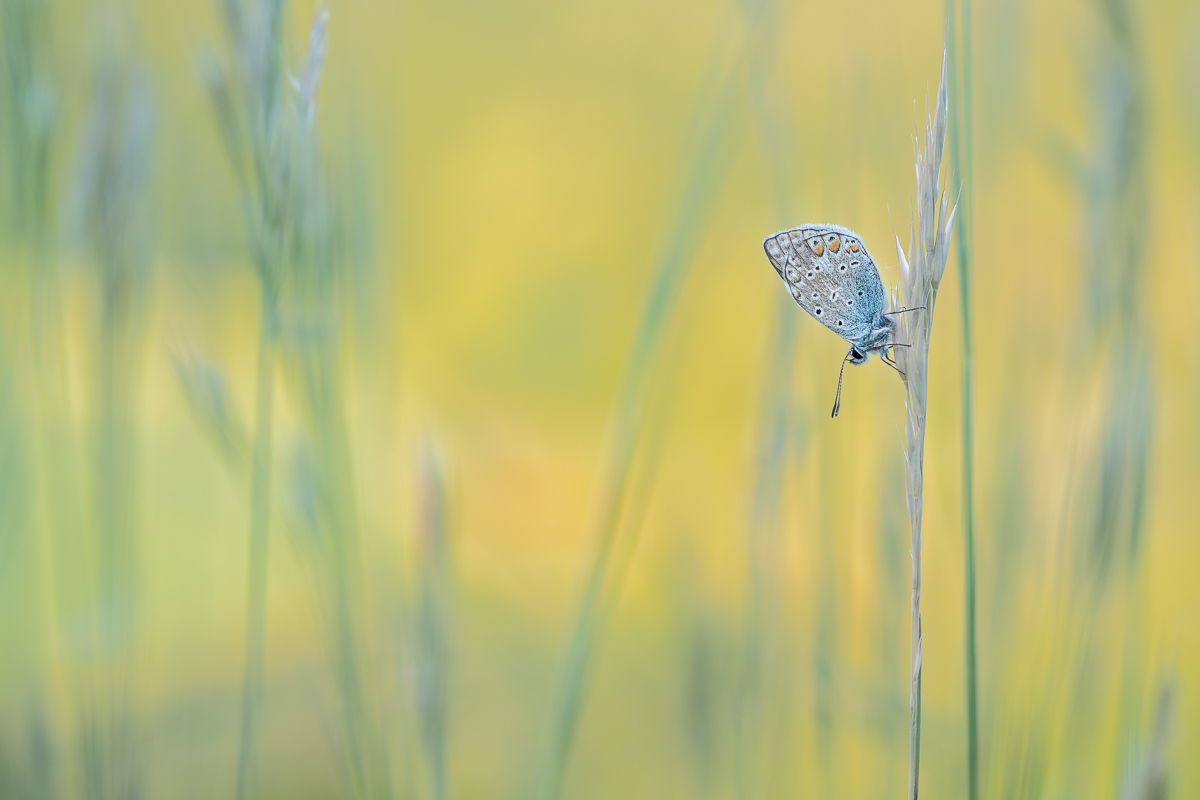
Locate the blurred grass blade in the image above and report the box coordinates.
[1119,681,1172,800]
[207,2,290,796]
[235,282,278,800]
[174,349,249,469]
[736,0,803,793]
[944,0,978,797]
[413,439,453,800]
[526,44,750,800]
[76,48,156,800]
[1032,1,1155,796]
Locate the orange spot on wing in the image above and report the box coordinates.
[814,243,824,256]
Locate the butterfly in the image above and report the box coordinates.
[762,224,919,417]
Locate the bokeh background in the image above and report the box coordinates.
[1,0,1198,798]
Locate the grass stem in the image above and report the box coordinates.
[235,288,278,800]
[526,52,747,800]
[944,1,979,797]
[894,50,957,800]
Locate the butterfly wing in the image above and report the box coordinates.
[762,224,888,344]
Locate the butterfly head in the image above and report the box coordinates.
[848,345,869,365]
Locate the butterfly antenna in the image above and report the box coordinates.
[831,350,853,418]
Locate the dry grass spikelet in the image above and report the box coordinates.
[893,49,958,800]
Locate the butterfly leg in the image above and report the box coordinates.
[883,306,927,317]
[880,345,906,377]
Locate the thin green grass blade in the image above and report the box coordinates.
[526,47,750,800]
[235,289,278,800]
[944,1,978,796]
[735,0,803,795]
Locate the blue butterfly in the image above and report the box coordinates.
[763,224,919,417]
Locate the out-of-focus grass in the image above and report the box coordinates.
[197,1,292,794]
[409,438,453,800]
[1042,0,1159,796]
[736,0,804,797]
[0,0,1198,798]
[0,3,64,797]
[944,1,979,796]
[525,20,749,800]
[74,48,156,800]
[198,4,396,798]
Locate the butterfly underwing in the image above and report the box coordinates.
[762,224,889,342]
[762,224,905,416]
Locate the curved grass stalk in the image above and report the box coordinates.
[526,48,748,800]
[893,50,957,800]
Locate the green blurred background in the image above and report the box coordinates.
[1,0,1198,797]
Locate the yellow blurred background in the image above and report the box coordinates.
[1,0,1198,797]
